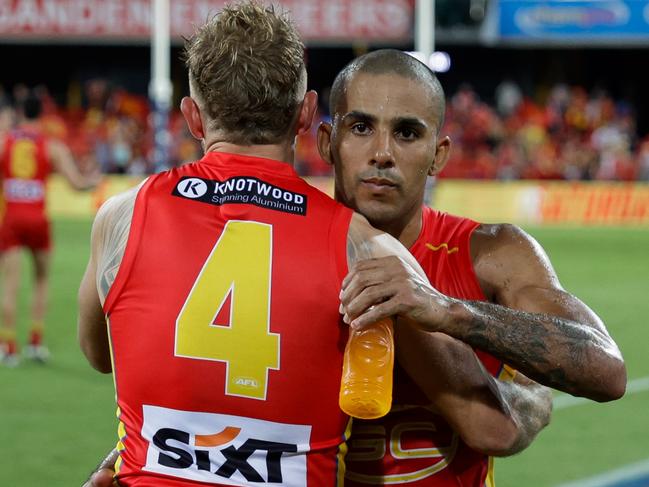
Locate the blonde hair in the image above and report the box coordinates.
[184,2,306,144]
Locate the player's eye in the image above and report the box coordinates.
[350,122,371,135]
[397,127,419,140]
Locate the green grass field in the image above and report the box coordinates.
[0,218,647,486]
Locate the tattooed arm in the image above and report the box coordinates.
[78,184,140,373]
[343,223,626,401]
[345,214,551,455]
[459,223,626,400]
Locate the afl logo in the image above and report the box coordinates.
[176,178,208,198]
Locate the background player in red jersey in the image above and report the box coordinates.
[321,50,626,485]
[0,93,100,367]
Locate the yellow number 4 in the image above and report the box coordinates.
[175,220,279,400]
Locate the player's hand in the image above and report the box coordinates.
[340,256,452,331]
[82,448,119,486]
[82,467,116,486]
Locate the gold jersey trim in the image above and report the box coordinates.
[337,417,354,486]
[425,242,459,254]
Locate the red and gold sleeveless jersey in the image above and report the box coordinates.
[345,206,515,487]
[104,151,354,486]
[0,127,51,214]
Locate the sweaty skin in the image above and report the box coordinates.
[324,71,625,403]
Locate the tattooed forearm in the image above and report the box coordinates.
[496,378,552,455]
[446,300,620,397]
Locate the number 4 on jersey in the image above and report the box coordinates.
[175,221,280,400]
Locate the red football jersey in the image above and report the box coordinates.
[1,127,51,214]
[345,206,514,487]
[104,152,354,486]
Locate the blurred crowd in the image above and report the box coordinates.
[0,80,196,176]
[440,81,649,181]
[2,79,648,181]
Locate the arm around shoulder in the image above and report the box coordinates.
[395,323,552,456]
[344,215,552,455]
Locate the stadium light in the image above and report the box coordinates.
[429,51,451,72]
[405,51,452,73]
[413,0,450,72]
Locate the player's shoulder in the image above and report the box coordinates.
[472,222,529,248]
[94,180,146,230]
[471,222,549,277]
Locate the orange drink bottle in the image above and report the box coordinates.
[339,317,394,419]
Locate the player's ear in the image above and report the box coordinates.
[317,121,334,165]
[180,96,205,141]
[296,90,318,136]
[429,135,451,176]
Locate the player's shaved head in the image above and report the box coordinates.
[329,49,445,132]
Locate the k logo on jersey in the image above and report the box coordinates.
[142,406,311,486]
[176,178,208,198]
[172,175,308,215]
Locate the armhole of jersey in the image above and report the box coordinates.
[329,205,353,292]
[103,177,153,315]
[463,221,489,301]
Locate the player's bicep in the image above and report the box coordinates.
[478,224,603,327]
[77,187,138,372]
[78,217,111,372]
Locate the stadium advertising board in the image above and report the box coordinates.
[497,0,649,45]
[435,180,649,226]
[538,182,649,225]
[47,176,649,226]
[0,0,414,44]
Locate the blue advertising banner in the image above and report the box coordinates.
[498,0,649,42]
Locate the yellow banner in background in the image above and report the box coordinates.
[46,175,649,226]
[433,180,542,225]
[47,175,145,218]
[538,182,649,225]
[434,180,649,226]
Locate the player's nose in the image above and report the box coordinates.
[370,130,394,168]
